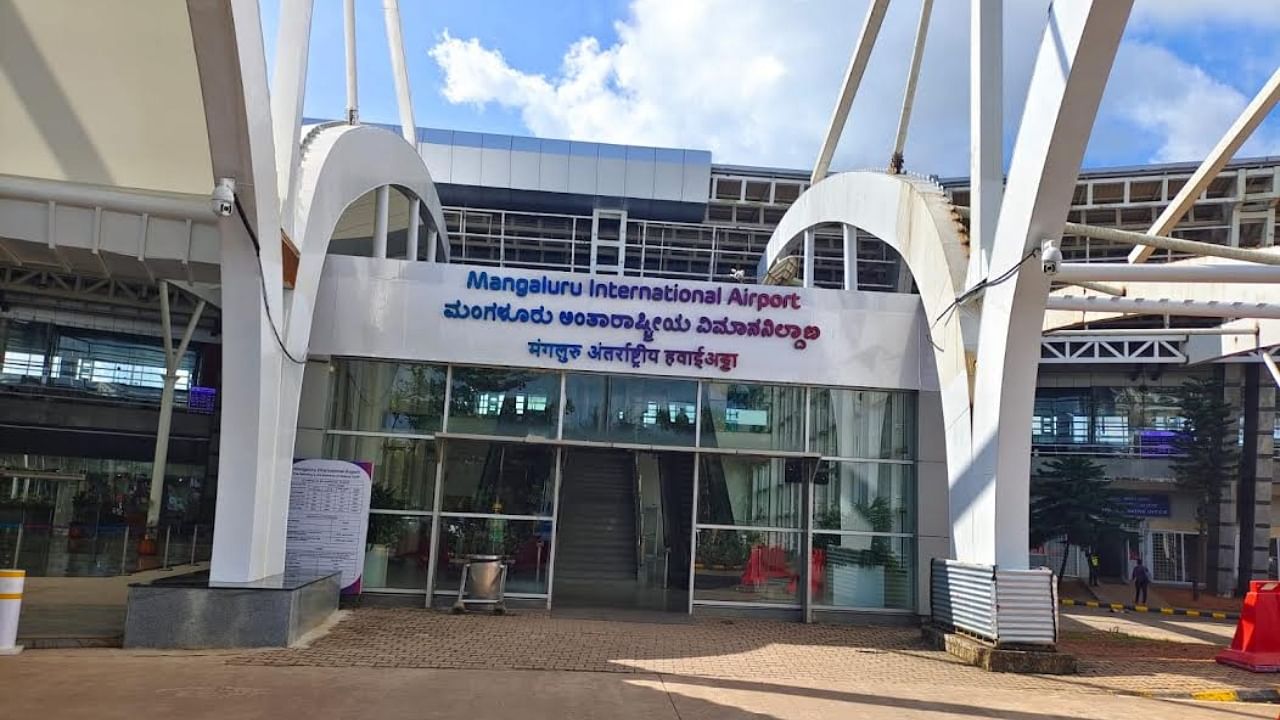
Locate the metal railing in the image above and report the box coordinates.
[0,520,212,577]
[930,558,1058,647]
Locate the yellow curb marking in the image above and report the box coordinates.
[1190,690,1240,702]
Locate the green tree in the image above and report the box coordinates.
[1030,456,1132,583]
[1171,376,1237,600]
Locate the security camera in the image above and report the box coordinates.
[1041,241,1063,276]
[211,178,236,217]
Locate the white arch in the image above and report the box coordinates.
[760,171,975,526]
[285,121,447,356]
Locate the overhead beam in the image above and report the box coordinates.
[1055,262,1280,283]
[270,0,314,238]
[1185,318,1278,364]
[1048,295,1280,319]
[1065,221,1280,265]
[0,174,215,222]
[382,0,416,145]
[1262,351,1280,389]
[967,0,1003,290]
[1047,327,1256,337]
[811,0,890,184]
[889,0,933,173]
[1130,65,1280,263]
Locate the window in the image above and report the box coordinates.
[448,368,559,437]
[701,382,805,452]
[330,360,447,434]
[810,388,915,460]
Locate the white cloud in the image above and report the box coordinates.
[428,1,1276,175]
[1130,0,1280,28]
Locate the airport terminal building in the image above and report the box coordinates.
[3,123,1276,616]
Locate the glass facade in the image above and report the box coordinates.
[701,382,805,452]
[321,358,917,612]
[1031,386,1185,456]
[563,374,697,446]
[0,319,206,405]
[330,360,447,434]
[448,368,559,438]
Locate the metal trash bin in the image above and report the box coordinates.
[465,555,504,600]
[452,554,508,614]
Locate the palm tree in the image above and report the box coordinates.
[1171,376,1237,600]
[1030,456,1132,583]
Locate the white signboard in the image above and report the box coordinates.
[285,459,372,593]
[309,257,937,391]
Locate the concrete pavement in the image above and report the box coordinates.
[2,649,1276,720]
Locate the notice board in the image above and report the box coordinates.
[284,459,372,593]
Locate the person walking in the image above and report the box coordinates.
[1088,550,1101,587]
[1132,558,1151,606]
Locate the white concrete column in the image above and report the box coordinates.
[966,0,1003,290]
[426,228,438,264]
[406,198,421,260]
[372,185,390,259]
[210,220,291,583]
[842,224,857,290]
[802,228,815,288]
[964,0,1132,568]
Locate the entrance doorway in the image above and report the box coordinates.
[552,448,692,612]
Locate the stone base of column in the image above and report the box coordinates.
[921,625,1077,674]
[123,569,339,648]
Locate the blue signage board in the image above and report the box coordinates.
[1116,493,1170,518]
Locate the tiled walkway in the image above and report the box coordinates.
[232,607,1280,698]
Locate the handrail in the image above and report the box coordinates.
[634,452,644,581]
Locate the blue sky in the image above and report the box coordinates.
[259,1,1280,177]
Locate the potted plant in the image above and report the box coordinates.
[363,484,404,589]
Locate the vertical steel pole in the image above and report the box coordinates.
[424,442,447,606]
[163,526,171,569]
[344,0,358,123]
[546,447,564,610]
[120,526,130,575]
[372,186,390,259]
[190,526,198,565]
[687,455,700,615]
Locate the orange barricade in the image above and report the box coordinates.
[1216,580,1280,672]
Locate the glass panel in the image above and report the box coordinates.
[330,360,446,434]
[563,373,697,446]
[362,514,432,591]
[440,440,555,516]
[693,528,801,605]
[447,367,559,438]
[809,388,915,460]
[812,534,914,610]
[812,461,915,534]
[324,435,437,511]
[436,517,552,594]
[1032,389,1091,448]
[700,382,805,452]
[697,454,801,529]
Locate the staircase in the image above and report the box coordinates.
[555,450,637,583]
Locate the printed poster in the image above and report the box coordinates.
[284,458,373,594]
